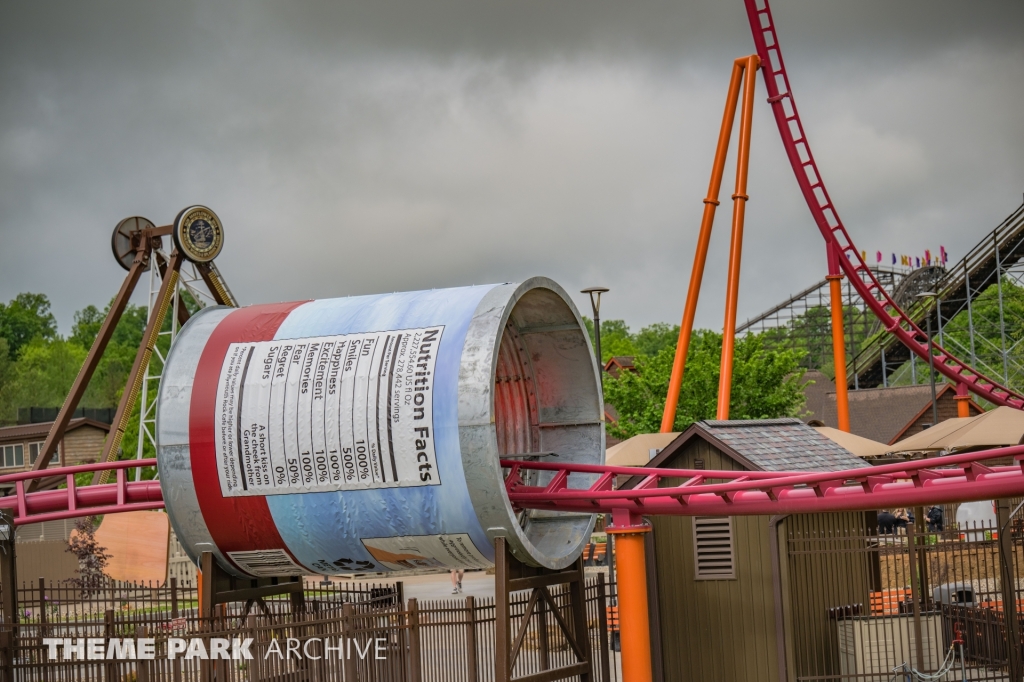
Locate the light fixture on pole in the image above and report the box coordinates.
[581,286,615,603]
[581,287,610,384]
[916,292,940,426]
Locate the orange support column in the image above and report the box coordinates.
[828,245,851,432]
[661,59,747,432]
[608,510,653,682]
[716,54,759,420]
[955,382,971,418]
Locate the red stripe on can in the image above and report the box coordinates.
[189,301,309,573]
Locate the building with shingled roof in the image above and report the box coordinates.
[800,372,984,444]
[622,418,875,682]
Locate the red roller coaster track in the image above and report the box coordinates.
[0,460,162,526]
[503,446,1024,518]
[743,0,1024,409]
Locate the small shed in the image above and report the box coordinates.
[623,418,871,682]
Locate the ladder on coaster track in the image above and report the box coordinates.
[743,0,1024,409]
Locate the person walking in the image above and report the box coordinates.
[450,569,464,594]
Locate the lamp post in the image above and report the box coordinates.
[581,287,610,384]
[581,287,616,600]
[916,292,940,426]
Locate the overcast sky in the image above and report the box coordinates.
[2,1,1022,335]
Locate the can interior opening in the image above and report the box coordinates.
[493,286,602,564]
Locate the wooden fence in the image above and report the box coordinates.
[0,574,618,682]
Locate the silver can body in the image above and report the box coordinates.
[156,278,603,577]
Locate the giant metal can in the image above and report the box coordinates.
[157,278,603,577]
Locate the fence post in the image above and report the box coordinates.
[0,511,14,682]
[170,577,178,618]
[495,538,511,682]
[213,604,228,682]
[38,578,48,682]
[247,615,262,682]
[342,602,358,682]
[137,625,150,682]
[905,522,926,673]
[406,598,422,682]
[37,578,46,629]
[104,609,116,682]
[466,596,478,682]
[997,499,1022,681]
[596,574,611,682]
[568,557,593,681]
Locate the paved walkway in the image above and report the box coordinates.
[400,569,494,603]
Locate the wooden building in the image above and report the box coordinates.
[624,418,871,682]
[0,418,109,492]
[801,371,984,444]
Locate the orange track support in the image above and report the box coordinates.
[956,383,971,418]
[829,274,851,431]
[716,55,759,419]
[608,521,653,682]
[661,56,758,431]
[827,241,851,431]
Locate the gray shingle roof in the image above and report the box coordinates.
[696,418,868,473]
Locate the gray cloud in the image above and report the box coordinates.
[1,1,1022,335]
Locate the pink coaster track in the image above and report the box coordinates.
[744,0,1023,409]
[0,459,163,526]
[503,445,1024,517]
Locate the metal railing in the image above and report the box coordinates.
[0,575,618,682]
[787,512,1024,681]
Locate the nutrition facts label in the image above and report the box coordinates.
[214,326,443,496]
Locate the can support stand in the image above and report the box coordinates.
[197,552,304,620]
[494,537,592,682]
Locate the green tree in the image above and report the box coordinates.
[0,293,57,359]
[70,305,104,348]
[583,318,680,364]
[632,322,679,358]
[582,318,637,362]
[2,338,87,415]
[603,330,806,439]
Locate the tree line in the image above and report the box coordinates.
[583,318,808,440]
[0,292,165,460]
[6,280,1015,449]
